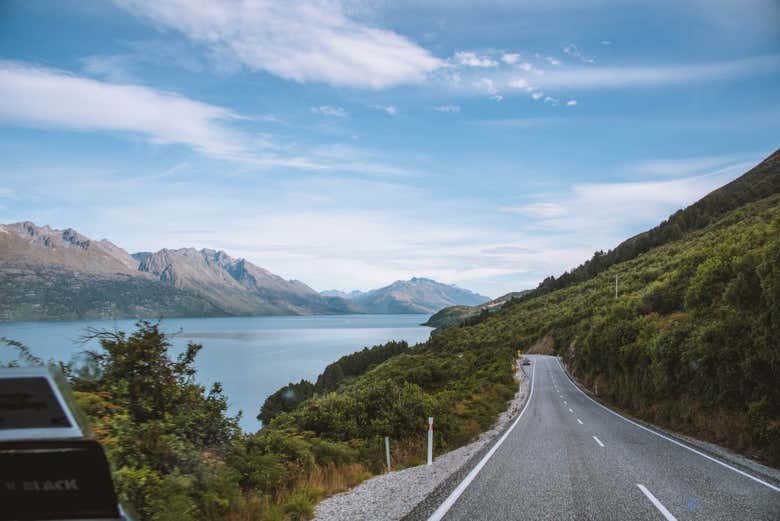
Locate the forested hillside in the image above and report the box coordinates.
[432,191,780,465]
[524,149,780,301]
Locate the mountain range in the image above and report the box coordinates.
[0,223,488,321]
[321,277,489,314]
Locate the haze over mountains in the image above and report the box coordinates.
[0,222,488,321]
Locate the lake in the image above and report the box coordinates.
[0,314,433,431]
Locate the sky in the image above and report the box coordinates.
[0,0,778,298]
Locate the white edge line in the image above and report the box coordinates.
[593,435,605,447]
[637,484,678,521]
[427,361,536,521]
[556,358,780,493]
[577,419,583,425]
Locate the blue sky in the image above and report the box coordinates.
[1,0,778,297]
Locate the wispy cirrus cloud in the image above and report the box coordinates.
[562,43,595,63]
[311,105,348,118]
[0,60,248,158]
[113,0,442,89]
[434,105,461,113]
[438,51,778,105]
[0,61,421,176]
[371,104,398,116]
[453,51,498,68]
[506,54,779,90]
[627,155,744,177]
[502,162,754,239]
[499,202,566,218]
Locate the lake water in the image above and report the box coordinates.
[0,314,432,431]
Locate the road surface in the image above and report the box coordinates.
[427,355,780,521]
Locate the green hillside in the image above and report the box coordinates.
[522,148,780,303]
[432,191,780,464]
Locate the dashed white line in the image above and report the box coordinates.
[593,436,605,447]
[568,408,573,413]
[577,419,583,425]
[637,484,677,521]
[555,358,780,493]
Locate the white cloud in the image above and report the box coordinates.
[0,60,247,159]
[508,77,530,90]
[501,53,520,64]
[628,155,744,177]
[544,96,559,106]
[0,61,422,176]
[531,91,543,100]
[565,99,577,106]
[477,77,499,95]
[454,51,498,68]
[601,40,613,46]
[81,54,137,82]
[524,55,779,89]
[311,105,348,118]
[562,43,595,63]
[518,62,537,72]
[490,94,503,102]
[509,163,752,238]
[439,54,778,100]
[114,0,442,89]
[373,105,398,116]
[434,105,461,113]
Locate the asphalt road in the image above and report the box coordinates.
[427,355,780,521]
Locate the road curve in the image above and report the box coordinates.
[427,355,780,521]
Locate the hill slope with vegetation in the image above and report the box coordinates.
[423,290,531,329]
[432,190,780,465]
[514,149,780,306]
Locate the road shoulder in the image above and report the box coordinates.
[313,363,532,521]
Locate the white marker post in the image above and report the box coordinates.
[385,436,391,472]
[427,417,434,465]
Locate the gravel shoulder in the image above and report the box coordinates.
[313,363,532,521]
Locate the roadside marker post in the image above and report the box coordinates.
[384,436,391,472]
[427,417,434,465]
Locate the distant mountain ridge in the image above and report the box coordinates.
[136,247,354,316]
[322,277,490,314]
[0,222,355,320]
[0,223,487,321]
[320,289,365,299]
